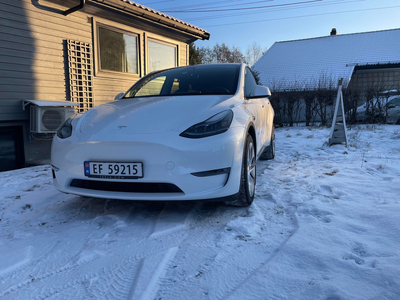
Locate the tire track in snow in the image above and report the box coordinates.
[218,156,302,299]
[149,202,196,239]
[1,171,197,299]
[0,242,102,298]
[3,172,236,300]
[222,209,300,300]
[1,202,130,298]
[137,247,179,300]
[123,203,195,299]
[128,258,145,299]
[27,246,178,300]
[0,246,33,278]
[155,164,298,300]
[0,241,59,282]
[21,203,194,300]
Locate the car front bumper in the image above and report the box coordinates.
[51,127,245,201]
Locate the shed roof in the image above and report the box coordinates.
[253,28,400,90]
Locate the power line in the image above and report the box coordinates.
[203,5,400,27]
[174,0,274,11]
[142,0,175,4]
[184,0,362,21]
[150,0,255,11]
[161,0,323,13]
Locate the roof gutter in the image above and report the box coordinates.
[63,0,86,16]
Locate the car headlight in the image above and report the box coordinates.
[57,115,75,139]
[180,110,233,138]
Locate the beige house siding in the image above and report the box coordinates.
[0,0,190,119]
[0,0,91,121]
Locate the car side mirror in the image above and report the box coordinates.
[114,92,124,101]
[247,85,271,99]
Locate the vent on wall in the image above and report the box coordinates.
[30,106,76,133]
[67,40,94,112]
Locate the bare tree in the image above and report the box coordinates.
[343,88,362,124]
[210,43,245,63]
[245,42,267,67]
[284,89,302,126]
[198,43,247,64]
[363,79,388,123]
[268,81,284,126]
[315,75,336,125]
[230,45,246,63]
[199,46,215,64]
[303,88,318,126]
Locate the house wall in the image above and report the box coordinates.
[0,0,192,170]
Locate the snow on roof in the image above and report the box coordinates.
[253,28,400,90]
[119,0,209,36]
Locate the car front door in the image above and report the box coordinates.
[244,67,267,154]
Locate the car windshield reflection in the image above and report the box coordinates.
[124,64,240,98]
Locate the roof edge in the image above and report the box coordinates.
[92,0,210,40]
[275,27,400,44]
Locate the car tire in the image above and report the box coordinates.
[259,127,275,160]
[227,134,256,207]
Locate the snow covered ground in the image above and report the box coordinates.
[1,125,400,300]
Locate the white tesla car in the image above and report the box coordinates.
[51,64,275,206]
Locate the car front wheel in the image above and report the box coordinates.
[228,133,256,207]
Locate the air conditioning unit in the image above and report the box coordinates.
[30,106,76,133]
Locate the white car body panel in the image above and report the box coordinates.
[51,64,274,201]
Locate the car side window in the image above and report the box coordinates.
[244,68,257,98]
[388,97,400,106]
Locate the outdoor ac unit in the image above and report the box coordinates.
[30,106,76,133]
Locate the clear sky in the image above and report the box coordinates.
[138,0,400,52]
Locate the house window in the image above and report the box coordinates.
[148,40,177,73]
[98,26,139,74]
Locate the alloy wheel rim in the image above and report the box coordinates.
[247,142,256,197]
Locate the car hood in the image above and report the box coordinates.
[79,95,232,135]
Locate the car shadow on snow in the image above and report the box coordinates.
[58,195,228,225]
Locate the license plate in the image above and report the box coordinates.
[84,162,143,179]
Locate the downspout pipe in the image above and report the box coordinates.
[63,0,86,16]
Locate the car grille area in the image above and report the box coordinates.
[70,179,184,193]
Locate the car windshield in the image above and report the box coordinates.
[124,64,240,98]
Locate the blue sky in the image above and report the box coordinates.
[139,0,400,52]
